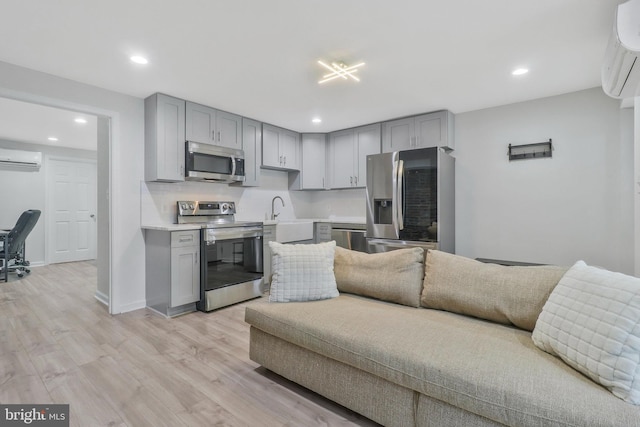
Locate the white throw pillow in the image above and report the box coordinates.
[268,241,339,303]
[532,260,640,405]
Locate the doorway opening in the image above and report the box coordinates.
[0,96,111,311]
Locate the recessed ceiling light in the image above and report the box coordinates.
[48,137,59,142]
[74,117,87,124]
[130,55,148,65]
[312,118,322,124]
[512,68,529,76]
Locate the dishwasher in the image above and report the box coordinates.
[330,223,368,253]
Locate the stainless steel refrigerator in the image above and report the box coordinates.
[365,147,454,253]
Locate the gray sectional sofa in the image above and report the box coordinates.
[245,247,640,426]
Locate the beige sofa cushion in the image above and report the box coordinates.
[421,250,567,331]
[246,295,640,427]
[334,246,424,307]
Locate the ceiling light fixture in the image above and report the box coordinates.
[48,137,59,142]
[130,55,148,65]
[512,68,529,76]
[318,60,365,84]
[312,117,322,124]
[74,117,87,124]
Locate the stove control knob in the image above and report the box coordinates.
[221,203,229,212]
[189,203,194,210]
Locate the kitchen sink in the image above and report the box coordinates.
[275,221,314,243]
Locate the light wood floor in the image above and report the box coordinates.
[0,262,379,426]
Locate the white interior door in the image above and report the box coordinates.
[48,158,97,264]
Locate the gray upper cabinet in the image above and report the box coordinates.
[145,93,186,182]
[236,118,262,187]
[185,101,242,150]
[328,123,381,189]
[262,124,300,170]
[382,110,454,152]
[290,133,327,190]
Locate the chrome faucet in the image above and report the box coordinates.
[271,196,285,220]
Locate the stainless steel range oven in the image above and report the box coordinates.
[177,201,263,312]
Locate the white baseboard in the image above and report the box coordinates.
[94,290,109,306]
[112,299,146,314]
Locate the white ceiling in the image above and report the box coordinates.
[0,0,622,136]
[0,97,97,150]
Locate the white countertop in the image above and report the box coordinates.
[142,217,366,231]
[262,217,366,225]
[141,224,202,231]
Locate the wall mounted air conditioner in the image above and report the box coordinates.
[602,0,640,99]
[0,147,42,170]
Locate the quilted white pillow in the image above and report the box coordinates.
[268,241,339,303]
[532,260,640,405]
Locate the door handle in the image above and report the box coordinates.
[90,214,95,218]
[397,160,404,231]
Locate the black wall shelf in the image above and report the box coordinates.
[508,139,552,161]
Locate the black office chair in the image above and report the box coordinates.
[1,209,41,282]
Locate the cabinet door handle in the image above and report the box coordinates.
[195,255,198,265]
[279,155,283,165]
[355,176,358,186]
[212,130,215,141]
[217,131,221,142]
[350,176,353,185]
[284,156,287,165]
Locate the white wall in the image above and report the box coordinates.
[305,188,367,220]
[0,140,96,266]
[635,96,640,277]
[0,60,145,314]
[141,169,314,224]
[455,88,634,273]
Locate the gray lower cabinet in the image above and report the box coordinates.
[314,222,332,243]
[145,229,200,317]
[144,93,186,182]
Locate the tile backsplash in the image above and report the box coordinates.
[141,169,367,226]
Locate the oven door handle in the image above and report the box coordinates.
[205,227,263,242]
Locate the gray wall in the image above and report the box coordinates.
[455,88,634,273]
[0,60,145,314]
[0,139,96,266]
[96,117,110,303]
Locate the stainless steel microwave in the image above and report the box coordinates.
[185,141,245,183]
